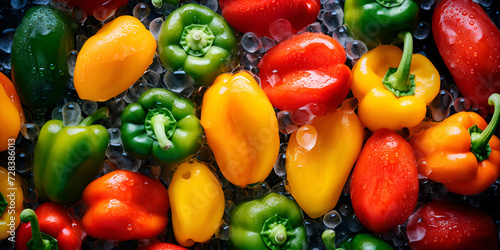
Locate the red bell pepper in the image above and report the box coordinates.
[15,203,86,250]
[432,0,500,111]
[350,129,419,233]
[139,242,188,250]
[258,32,351,114]
[60,0,129,21]
[219,0,321,38]
[407,200,498,249]
[82,170,170,241]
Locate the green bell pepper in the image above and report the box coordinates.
[11,6,75,112]
[120,88,203,165]
[157,3,238,86]
[229,192,308,250]
[344,0,418,49]
[33,107,110,205]
[334,232,392,250]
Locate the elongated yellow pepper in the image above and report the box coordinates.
[351,31,440,131]
[286,106,364,218]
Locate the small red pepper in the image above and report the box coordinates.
[432,0,500,111]
[138,242,188,250]
[60,0,130,21]
[15,203,86,250]
[258,32,351,114]
[219,0,321,38]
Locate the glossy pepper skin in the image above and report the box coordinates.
[82,170,170,241]
[336,233,392,250]
[407,200,498,249]
[286,105,364,218]
[411,94,500,195]
[61,0,129,21]
[11,6,75,112]
[34,107,110,205]
[169,161,224,247]
[219,0,321,38]
[0,73,23,152]
[350,129,419,233]
[0,166,24,240]
[351,31,440,131]
[433,0,500,111]
[201,71,280,187]
[344,0,419,49]
[139,242,187,250]
[121,88,202,165]
[74,15,156,102]
[16,203,86,250]
[258,32,351,114]
[158,4,238,86]
[229,192,307,250]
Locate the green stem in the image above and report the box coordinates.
[375,0,404,8]
[268,224,288,245]
[470,94,500,160]
[151,115,173,150]
[180,24,215,56]
[322,230,341,250]
[0,192,7,216]
[20,209,54,250]
[78,107,109,126]
[382,31,416,97]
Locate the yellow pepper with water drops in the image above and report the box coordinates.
[0,166,24,240]
[286,103,364,218]
[74,15,156,102]
[201,71,280,188]
[169,161,225,247]
[351,31,440,131]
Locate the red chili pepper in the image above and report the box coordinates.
[407,200,498,249]
[258,32,351,114]
[138,242,188,250]
[219,0,321,38]
[350,128,419,233]
[60,0,130,21]
[15,203,86,250]
[432,0,500,111]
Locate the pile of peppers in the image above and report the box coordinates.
[1,0,500,249]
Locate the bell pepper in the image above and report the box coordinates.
[219,0,321,38]
[60,0,129,21]
[82,170,170,241]
[74,15,156,102]
[11,6,75,112]
[0,73,23,152]
[351,31,440,131]
[157,3,238,86]
[407,200,498,249]
[433,0,500,112]
[258,32,352,114]
[350,129,419,233]
[121,88,203,165]
[229,192,308,250]
[286,105,364,218]
[344,0,419,49]
[33,107,110,205]
[201,71,280,187]
[15,203,86,250]
[169,161,224,247]
[139,242,187,250]
[322,230,392,250]
[0,166,23,240]
[410,93,500,195]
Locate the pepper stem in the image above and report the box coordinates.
[151,114,173,150]
[322,230,342,250]
[179,24,215,57]
[470,94,500,161]
[268,224,288,245]
[382,31,416,97]
[0,192,7,216]
[78,107,109,126]
[20,209,57,250]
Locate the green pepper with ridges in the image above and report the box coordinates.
[120,88,203,165]
[34,107,110,205]
[229,192,308,250]
[157,3,238,86]
[11,6,75,112]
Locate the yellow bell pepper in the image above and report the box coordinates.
[0,166,24,240]
[74,15,156,102]
[201,71,280,188]
[0,73,23,152]
[169,161,225,247]
[286,105,364,218]
[351,31,440,131]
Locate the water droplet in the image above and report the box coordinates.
[323,210,342,229]
[11,0,27,9]
[242,32,262,53]
[149,17,164,40]
[295,125,318,151]
[414,22,431,40]
[321,8,344,31]
[62,102,82,126]
[133,3,150,21]
[346,40,368,59]
[21,123,40,140]
[269,19,294,42]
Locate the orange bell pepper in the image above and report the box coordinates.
[0,166,24,240]
[74,15,156,101]
[201,71,280,188]
[411,94,500,195]
[0,73,23,152]
[82,170,169,241]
